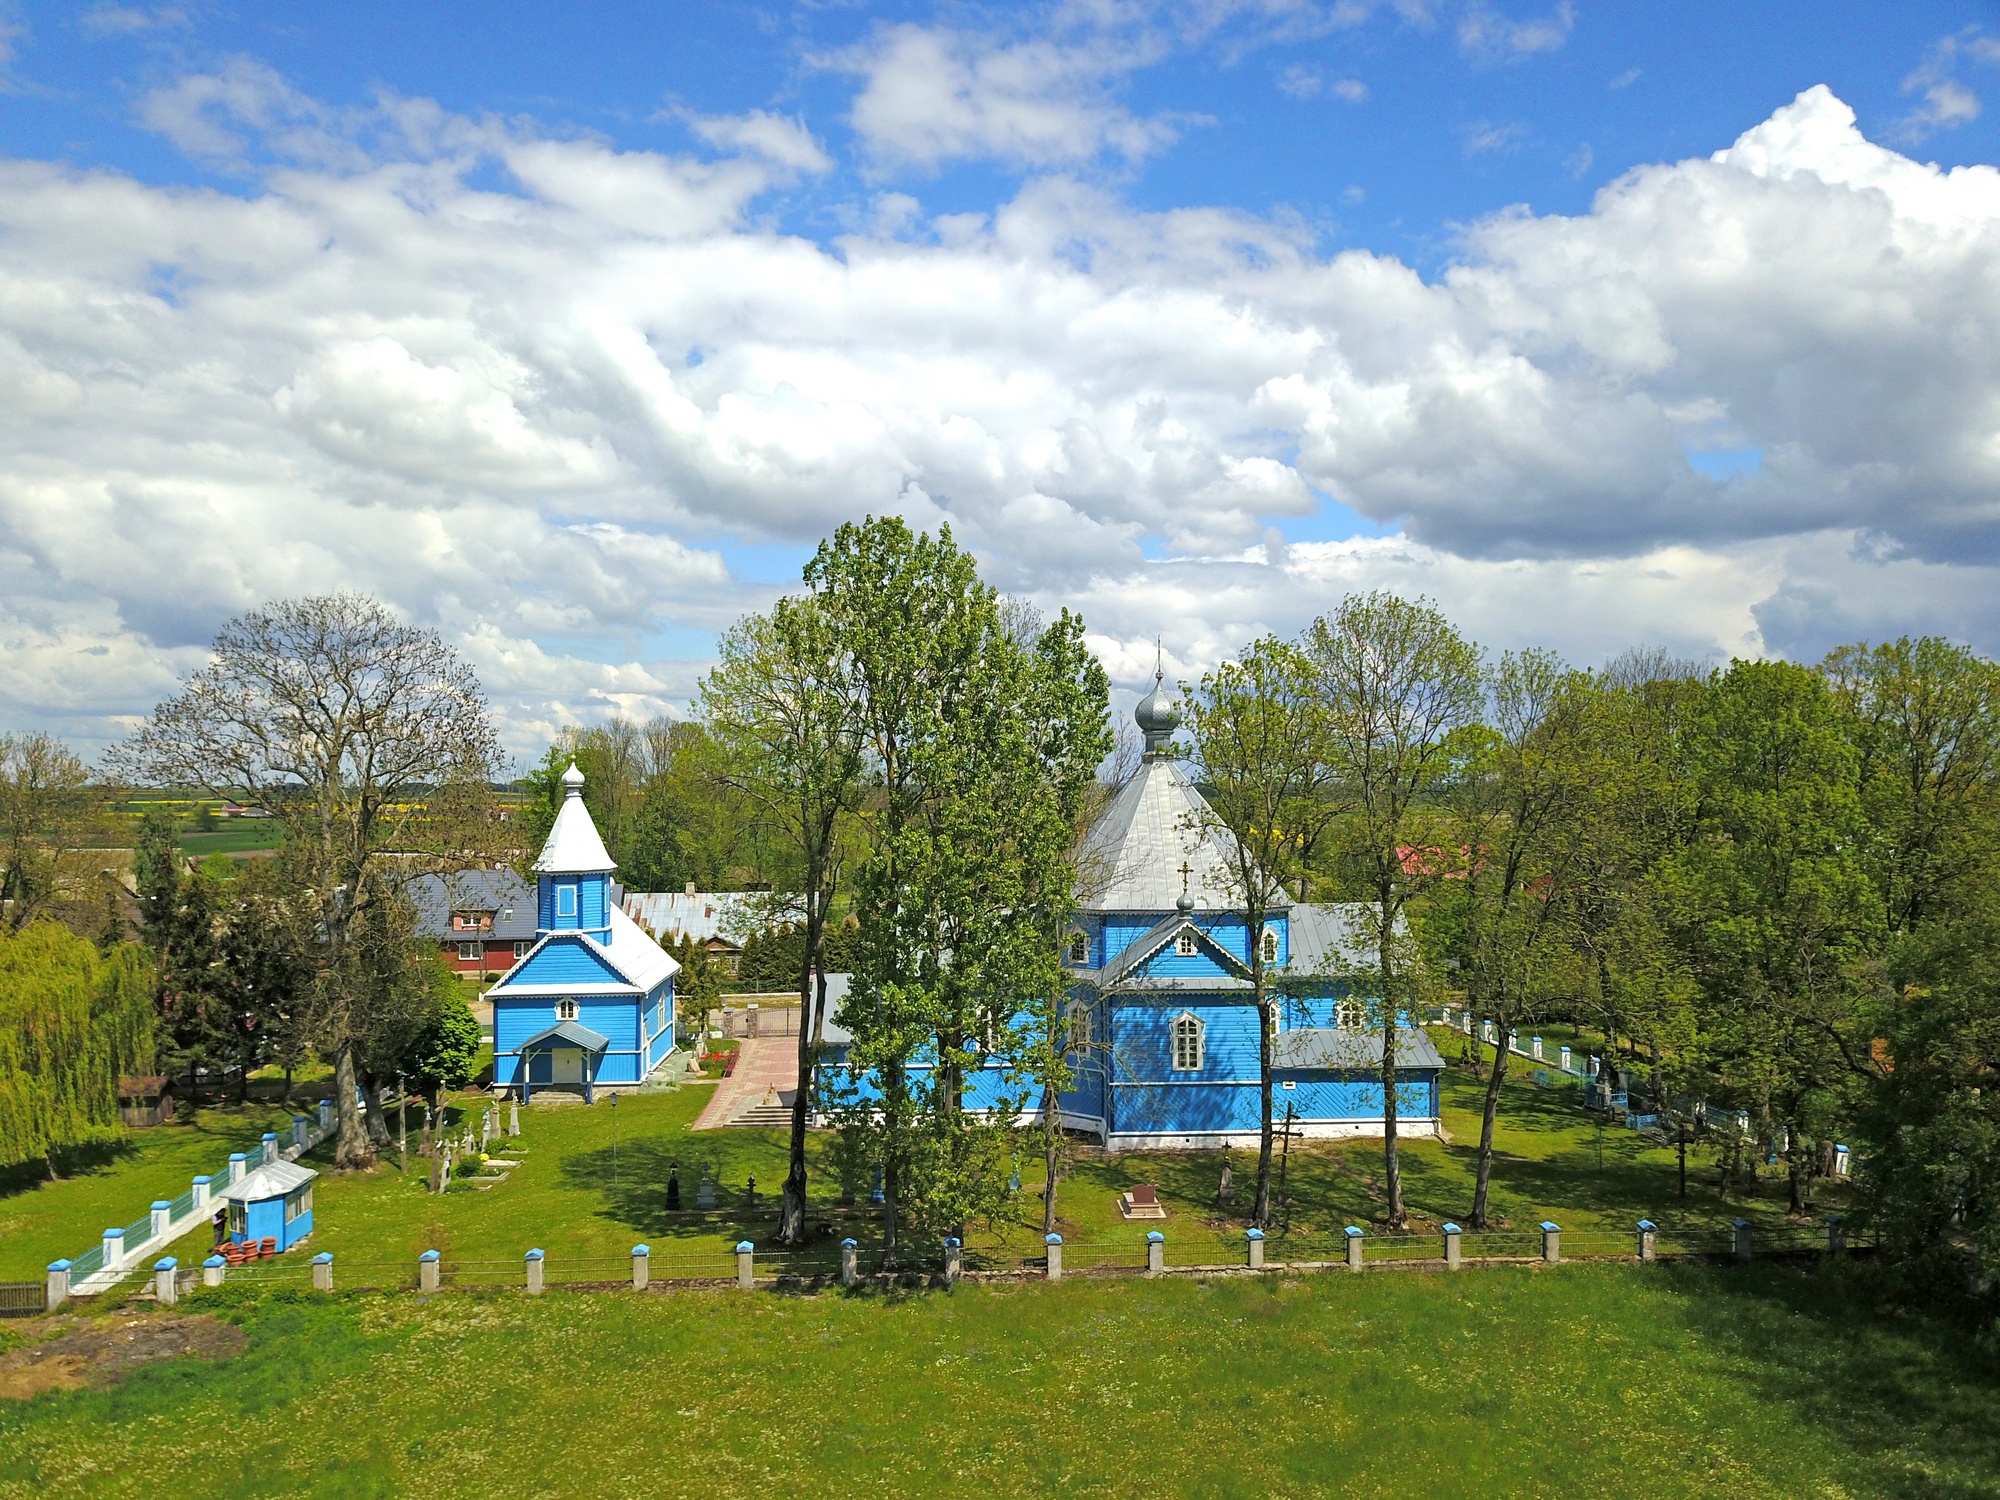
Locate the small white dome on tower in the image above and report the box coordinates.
[561,761,585,796]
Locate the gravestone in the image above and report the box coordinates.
[696,1176,716,1210]
[1217,1163,1234,1207]
[666,1168,682,1212]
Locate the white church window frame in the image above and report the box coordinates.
[1171,1011,1204,1071]
[1066,930,1089,966]
[556,998,579,1022]
[1260,927,1280,966]
[555,884,578,918]
[1174,930,1198,958]
[1337,999,1365,1029]
[1068,1001,1093,1052]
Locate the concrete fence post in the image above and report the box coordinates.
[1246,1227,1265,1269]
[150,1200,171,1240]
[943,1236,962,1287]
[1586,1055,1600,1078]
[228,1152,247,1186]
[312,1252,334,1292]
[1637,1219,1657,1263]
[261,1132,279,1166]
[632,1244,650,1291]
[202,1255,226,1287]
[1532,1036,1544,1060]
[525,1248,545,1294]
[1442,1223,1462,1270]
[1344,1225,1364,1272]
[1825,1215,1846,1255]
[45,1260,70,1312]
[1044,1233,1063,1282]
[1559,1045,1572,1071]
[1731,1218,1752,1261]
[509,1101,521,1137]
[419,1248,440,1293]
[840,1238,858,1288]
[292,1116,308,1150]
[735,1241,755,1290]
[101,1227,124,1270]
[1146,1231,1164,1277]
[318,1098,333,1131]
[1540,1222,1561,1264]
[1834,1144,1852,1177]
[191,1175,211,1214]
[154,1257,178,1306]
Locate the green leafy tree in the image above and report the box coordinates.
[0,732,103,935]
[1304,592,1483,1229]
[1182,635,1341,1227]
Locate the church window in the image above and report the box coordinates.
[1337,1000,1365,1029]
[1067,931,1089,965]
[1171,1012,1204,1071]
[1174,931,1198,958]
[556,884,577,918]
[556,998,578,1022]
[1261,928,1279,965]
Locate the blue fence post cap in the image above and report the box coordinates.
[1823,1213,1843,1225]
[1146,1230,1164,1243]
[150,1200,170,1211]
[1637,1219,1656,1231]
[841,1237,858,1249]
[47,1259,71,1272]
[525,1248,545,1261]
[103,1227,123,1239]
[262,1132,277,1142]
[1044,1233,1063,1246]
[1441,1223,1461,1235]
[1540,1221,1559,1232]
[203,1255,225,1268]
[1344,1226,1364,1239]
[419,1249,441,1262]
[155,1257,177,1271]
[943,1236,961,1248]
[1246,1228,1265,1241]
[192,1175,212,1186]
[632,1244,650,1256]
[735,1241,754,1253]
[293,1115,306,1124]
[1731,1217,1750,1229]
[312,1252,333,1264]
[228,1153,247,1163]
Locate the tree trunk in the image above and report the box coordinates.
[1252,988,1276,1227]
[1378,893,1405,1228]
[1787,1123,1808,1215]
[1469,1013,1508,1229]
[1041,1086,1060,1236]
[332,1042,375,1169]
[281,1065,294,1105]
[361,1073,392,1148]
[779,914,822,1247]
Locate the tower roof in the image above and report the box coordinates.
[1133,655,1179,758]
[1075,756,1286,913]
[533,762,616,875]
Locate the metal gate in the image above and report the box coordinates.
[0,1281,43,1318]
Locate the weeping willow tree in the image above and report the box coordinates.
[0,921,157,1173]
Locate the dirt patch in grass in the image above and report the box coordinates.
[0,1312,245,1399]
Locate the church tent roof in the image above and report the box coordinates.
[1077,757,1286,913]
[534,763,616,875]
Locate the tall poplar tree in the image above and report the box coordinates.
[1304,593,1481,1229]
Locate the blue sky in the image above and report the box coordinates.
[4,2,2000,755]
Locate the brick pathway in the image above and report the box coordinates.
[691,1035,798,1130]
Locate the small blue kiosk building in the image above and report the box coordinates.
[221,1159,317,1251]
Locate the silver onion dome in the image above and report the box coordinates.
[1135,663,1179,758]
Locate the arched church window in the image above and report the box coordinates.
[557,998,578,1022]
[1260,928,1279,965]
[1171,1012,1204,1071]
[1175,931,1198,958]
[1067,931,1089,965]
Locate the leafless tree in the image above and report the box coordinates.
[113,594,501,1169]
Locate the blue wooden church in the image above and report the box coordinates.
[819,675,1443,1147]
[489,763,680,1102]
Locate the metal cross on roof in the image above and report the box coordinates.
[1179,860,1193,895]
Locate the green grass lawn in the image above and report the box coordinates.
[2,1261,1995,1497]
[3,1033,1845,1287]
[178,824,283,857]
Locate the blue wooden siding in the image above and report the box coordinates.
[1098,913,1287,972]
[1111,998,1262,1082]
[506,937,623,987]
[1112,1079,1266,1136]
[539,872,609,931]
[1271,1074,1439,1120]
[1273,984,1362,1029]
